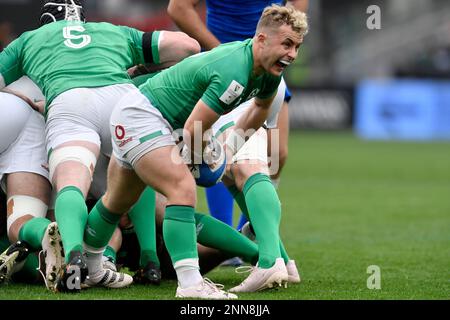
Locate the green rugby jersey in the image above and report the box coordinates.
[139,39,281,130]
[0,20,160,110]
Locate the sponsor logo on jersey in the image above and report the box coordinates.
[119,136,133,148]
[115,125,125,139]
[219,80,245,105]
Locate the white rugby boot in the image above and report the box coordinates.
[286,259,301,283]
[176,278,238,299]
[83,268,133,289]
[102,256,117,272]
[229,258,288,293]
[0,241,30,284]
[39,222,64,291]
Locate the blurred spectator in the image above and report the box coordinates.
[396,45,450,79]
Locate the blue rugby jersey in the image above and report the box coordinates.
[206,0,283,43]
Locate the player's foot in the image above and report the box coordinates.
[240,221,256,241]
[229,258,288,293]
[83,268,133,289]
[286,259,301,283]
[39,222,64,291]
[102,256,117,272]
[0,241,30,284]
[220,256,244,267]
[55,250,88,293]
[133,261,161,285]
[175,278,238,300]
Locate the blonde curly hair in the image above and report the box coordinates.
[256,4,309,38]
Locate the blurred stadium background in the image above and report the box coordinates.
[0,0,448,299]
[2,0,450,138]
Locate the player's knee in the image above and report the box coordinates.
[103,191,139,215]
[6,195,48,242]
[232,162,265,191]
[167,176,196,206]
[49,146,97,183]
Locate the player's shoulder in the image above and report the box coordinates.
[84,21,120,31]
[198,40,253,76]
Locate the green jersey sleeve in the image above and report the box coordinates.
[132,71,161,87]
[0,37,24,88]
[199,69,246,115]
[257,74,282,100]
[118,26,161,66]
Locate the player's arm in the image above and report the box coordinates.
[286,0,309,12]
[184,100,220,161]
[225,95,275,159]
[0,38,23,90]
[134,30,200,75]
[235,95,274,134]
[1,87,43,113]
[155,31,201,66]
[167,0,221,50]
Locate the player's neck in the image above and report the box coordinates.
[251,42,265,77]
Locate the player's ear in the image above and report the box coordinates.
[256,32,268,46]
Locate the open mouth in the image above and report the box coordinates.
[275,59,291,69]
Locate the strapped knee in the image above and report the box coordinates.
[7,195,48,237]
[49,146,97,182]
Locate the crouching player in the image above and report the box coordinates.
[0,77,63,288]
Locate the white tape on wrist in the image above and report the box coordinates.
[224,129,246,156]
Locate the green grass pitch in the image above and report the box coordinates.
[0,131,448,300]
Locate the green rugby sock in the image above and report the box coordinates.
[55,186,88,262]
[18,217,51,250]
[243,173,282,269]
[163,205,198,264]
[85,198,121,250]
[280,238,290,263]
[194,213,258,264]
[128,187,159,267]
[229,184,291,264]
[227,185,250,219]
[103,245,117,263]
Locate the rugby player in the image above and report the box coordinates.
[168,0,309,236]
[0,0,199,292]
[83,4,306,299]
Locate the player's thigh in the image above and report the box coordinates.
[110,91,195,206]
[268,101,289,175]
[134,145,196,207]
[225,127,270,189]
[102,155,146,214]
[6,172,51,204]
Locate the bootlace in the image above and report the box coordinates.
[203,277,225,292]
[234,265,254,274]
[37,250,51,290]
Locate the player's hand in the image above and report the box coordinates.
[32,100,46,114]
[2,88,45,114]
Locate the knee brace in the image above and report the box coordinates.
[48,146,97,182]
[7,195,48,237]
